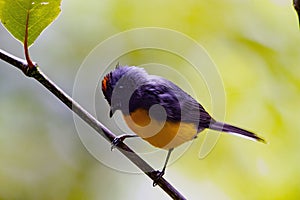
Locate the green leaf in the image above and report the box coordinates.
[0,0,4,19]
[0,0,61,46]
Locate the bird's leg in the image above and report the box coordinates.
[153,148,174,187]
[111,134,139,151]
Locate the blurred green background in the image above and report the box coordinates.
[1,0,300,199]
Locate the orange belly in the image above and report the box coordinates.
[123,109,197,149]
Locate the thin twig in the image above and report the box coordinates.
[0,49,187,200]
[294,0,300,26]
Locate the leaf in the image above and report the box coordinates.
[0,0,61,46]
[0,0,4,19]
[0,0,4,20]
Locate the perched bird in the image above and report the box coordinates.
[102,65,265,184]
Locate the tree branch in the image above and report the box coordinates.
[0,49,186,200]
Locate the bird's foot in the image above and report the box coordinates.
[152,170,165,187]
[111,134,137,151]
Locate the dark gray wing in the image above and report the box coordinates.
[130,76,213,132]
[158,78,214,131]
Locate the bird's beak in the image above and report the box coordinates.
[109,106,117,118]
[109,109,114,118]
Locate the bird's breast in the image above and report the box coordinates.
[123,108,198,149]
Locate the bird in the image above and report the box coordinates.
[101,65,266,185]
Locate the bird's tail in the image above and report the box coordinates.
[209,121,266,143]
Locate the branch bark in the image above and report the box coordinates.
[0,49,186,200]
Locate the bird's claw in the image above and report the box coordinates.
[153,170,165,187]
[111,134,136,151]
[111,136,124,151]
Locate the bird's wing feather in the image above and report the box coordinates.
[131,77,213,132]
[159,78,213,130]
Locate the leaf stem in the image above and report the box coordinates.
[24,10,34,68]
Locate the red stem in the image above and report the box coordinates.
[24,10,34,68]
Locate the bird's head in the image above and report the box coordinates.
[101,66,147,117]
